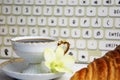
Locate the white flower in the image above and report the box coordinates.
[44,46,75,73]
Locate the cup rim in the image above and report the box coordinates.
[11,36,58,44]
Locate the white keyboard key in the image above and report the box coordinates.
[4,0,13,4]
[48,17,57,26]
[109,7,120,17]
[4,37,11,46]
[0,37,2,45]
[115,18,120,28]
[46,0,56,5]
[79,0,89,5]
[7,16,16,25]
[99,41,120,50]
[27,17,36,26]
[103,0,114,5]
[76,40,86,49]
[91,0,102,5]
[54,7,63,16]
[115,0,120,5]
[103,18,113,28]
[94,29,103,39]
[23,6,32,15]
[2,6,11,14]
[19,27,28,36]
[29,27,38,36]
[17,16,26,25]
[57,0,67,5]
[38,17,46,26]
[68,50,77,60]
[35,0,44,5]
[75,7,85,16]
[92,18,101,28]
[78,51,88,62]
[43,6,52,16]
[66,39,75,49]
[14,0,23,4]
[0,16,5,24]
[60,28,70,37]
[86,7,96,16]
[40,28,49,36]
[69,18,79,27]
[33,6,42,15]
[9,27,18,35]
[71,29,81,38]
[87,40,97,50]
[58,17,67,27]
[105,30,120,40]
[82,29,92,38]
[1,47,12,57]
[98,7,108,16]
[50,28,59,37]
[13,6,21,15]
[68,0,78,5]
[64,7,74,16]
[80,18,90,27]
[25,0,34,5]
[0,26,8,35]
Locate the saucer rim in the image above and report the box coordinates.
[0,58,64,80]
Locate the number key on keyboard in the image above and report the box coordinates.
[25,0,34,5]
[79,0,89,5]
[14,0,23,4]
[68,0,78,5]
[2,6,11,14]
[46,0,56,5]
[91,0,102,5]
[4,0,13,4]
[57,0,67,5]
[13,6,22,15]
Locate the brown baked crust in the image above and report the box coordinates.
[70,45,120,80]
[71,68,87,80]
[70,68,87,80]
[85,63,92,80]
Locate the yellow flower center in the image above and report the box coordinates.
[50,60,64,72]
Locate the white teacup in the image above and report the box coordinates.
[11,36,70,64]
[11,36,70,73]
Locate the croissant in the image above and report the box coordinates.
[70,45,120,80]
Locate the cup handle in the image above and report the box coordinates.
[57,40,70,54]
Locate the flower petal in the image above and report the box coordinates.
[61,55,75,69]
[44,48,55,62]
[55,46,64,59]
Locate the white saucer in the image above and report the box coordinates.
[0,58,64,80]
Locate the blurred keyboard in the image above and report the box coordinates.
[0,0,120,63]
